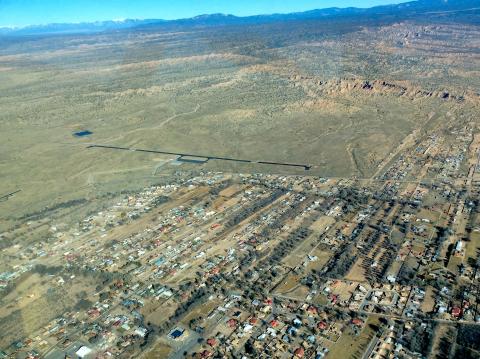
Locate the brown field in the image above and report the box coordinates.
[273,273,311,301]
[421,286,436,313]
[310,216,336,232]
[305,249,334,272]
[218,184,243,198]
[180,299,222,326]
[327,316,381,359]
[466,231,480,261]
[144,300,179,327]
[274,274,302,295]
[345,259,367,282]
[143,341,172,359]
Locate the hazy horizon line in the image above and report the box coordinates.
[0,0,411,29]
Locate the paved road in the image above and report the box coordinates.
[362,335,380,359]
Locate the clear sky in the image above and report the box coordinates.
[0,0,411,28]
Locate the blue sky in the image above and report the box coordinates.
[0,0,410,28]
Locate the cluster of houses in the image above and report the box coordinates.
[1,119,480,359]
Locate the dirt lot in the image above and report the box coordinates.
[274,274,302,295]
[345,259,367,282]
[143,300,179,327]
[305,249,333,272]
[143,341,172,359]
[421,286,436,313]
[180,299,222,327]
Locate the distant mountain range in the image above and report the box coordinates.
[1,0,479,36]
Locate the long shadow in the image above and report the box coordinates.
[87,144,313,171]
[0,190,21,203]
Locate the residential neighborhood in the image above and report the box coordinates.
[1,117,480,358]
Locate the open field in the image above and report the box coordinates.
[143,342,172,359]
[1,11,479,226]
[180,299,222,327]
[327,317,381,359]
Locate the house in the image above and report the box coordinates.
[243,324,253,333]
[293,318,303,327]
[307,305,318,315]
[294,347,305,358]
[287,326,298,336]
[454,241,464,256]
[267,327,277,337]
[317,321,328,331]
[206,338,217,347]
[200,350,212,358]
[452,307,462,318]
[134,327,147,337]
[261,305,272,314]
[352,318,363,326]
[270,319,279,328]
[227,319,238,328]
[75,346,93,359]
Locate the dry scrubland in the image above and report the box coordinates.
[0,17,479,227]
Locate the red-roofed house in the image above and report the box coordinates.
[452,307,462,318]
[294,347,305,358]
[307,305,318,315]
[201,350,212,358]
[317,321,328,330]
[227,319,238,328]
[352,318,363,326]
[206,338,217,347]
[270,319,279,328]
[329,294,338,305]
